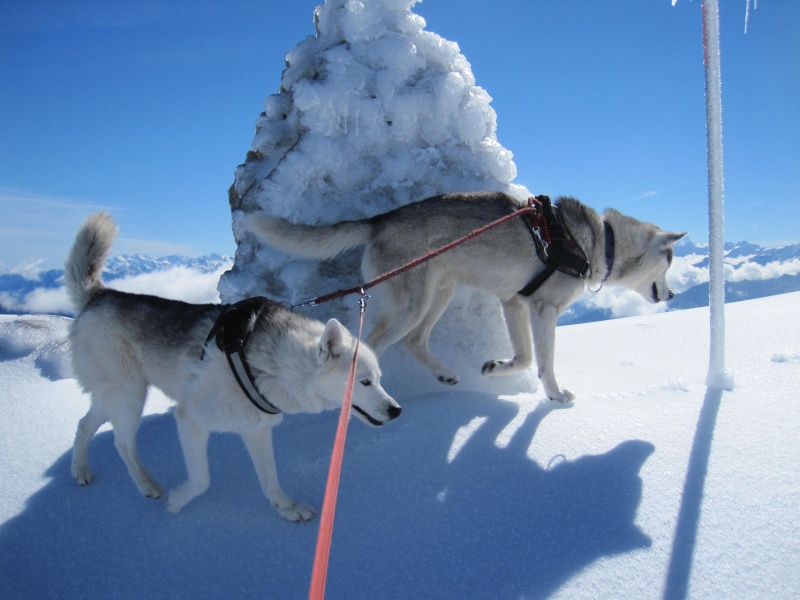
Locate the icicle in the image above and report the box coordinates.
[744,0,759,34]
[745,0,750,34]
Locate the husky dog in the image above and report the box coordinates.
[66,212,400,522]
[247,191,685,403]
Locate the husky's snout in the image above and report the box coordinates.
[353,402,402,427]
[651,282,676,303]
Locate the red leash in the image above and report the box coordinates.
[308,293,368,600]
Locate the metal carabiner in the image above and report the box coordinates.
[357,288,371,313]
[533,228,549,259]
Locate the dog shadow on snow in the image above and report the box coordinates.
[0,393,654,600]
[325,393,654,599]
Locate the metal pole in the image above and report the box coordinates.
[702,0,734,390]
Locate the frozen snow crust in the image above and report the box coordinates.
[220,0,529,362]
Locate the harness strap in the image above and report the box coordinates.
[201,297,281,415]
[603,220,615,282]
[517,263,558,297]
[518,196,592,297]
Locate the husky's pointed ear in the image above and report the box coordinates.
[319,319,346,361]
[655,231,687,248]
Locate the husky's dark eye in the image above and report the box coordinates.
[666,248,673,265]
[360,379,372,387]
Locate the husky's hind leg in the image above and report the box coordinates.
[71,402,108,485]
[404,280,459,385]
[364,276,426,355]
[241,427,316,522]
[102,380,164,498]
[367,274,460,384]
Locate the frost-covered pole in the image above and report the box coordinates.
[702,0,734,390]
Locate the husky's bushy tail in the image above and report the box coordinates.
[246,213,372,259]
[64,212,118,313]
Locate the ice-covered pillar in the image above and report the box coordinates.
[218,0,530,388]
[702,0,734,390]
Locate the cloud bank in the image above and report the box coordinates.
[3,247,798,324]
[2,261,232,316]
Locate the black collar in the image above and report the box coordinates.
[602,221,615,282]
[201,297,281,415]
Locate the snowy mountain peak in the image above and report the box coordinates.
[103,253,231,278]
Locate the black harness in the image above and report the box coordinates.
[201,297,281,415]
[517,195,614,297]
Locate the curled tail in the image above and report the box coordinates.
[64,212,118,313]
[246,213,372,259]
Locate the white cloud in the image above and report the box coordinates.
[580,287,667,320]
[108,264,230,305]
[725,258,800,282]
[17,287,72,315]
[628,191,658,202]
[668,255,710,292]
[8,258,49,280]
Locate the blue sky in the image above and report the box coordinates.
[1,0,798,270]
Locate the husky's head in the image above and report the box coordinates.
[604,209,686,304]
[311,319,402,426]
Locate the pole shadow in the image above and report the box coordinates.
[663,386,724,599]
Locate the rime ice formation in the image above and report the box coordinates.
[219,0,529,353]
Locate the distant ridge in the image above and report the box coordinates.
[2,239,798,322]
[0,254,232,315]
[559,237,800,325]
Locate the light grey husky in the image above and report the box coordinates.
[247,191,685,403]
[66,212,400,521]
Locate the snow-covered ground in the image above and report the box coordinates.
[1,292,797,599]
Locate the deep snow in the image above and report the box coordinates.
[0,293,797,599]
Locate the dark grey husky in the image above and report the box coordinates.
[247,191,685,403]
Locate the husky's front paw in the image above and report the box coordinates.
[71,463,94,486]
[275,501,316,523]
[549,389,575,404]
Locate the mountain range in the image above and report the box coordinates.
[559,237,800,325]
[1,238,798,321]
[0,254,231,315]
